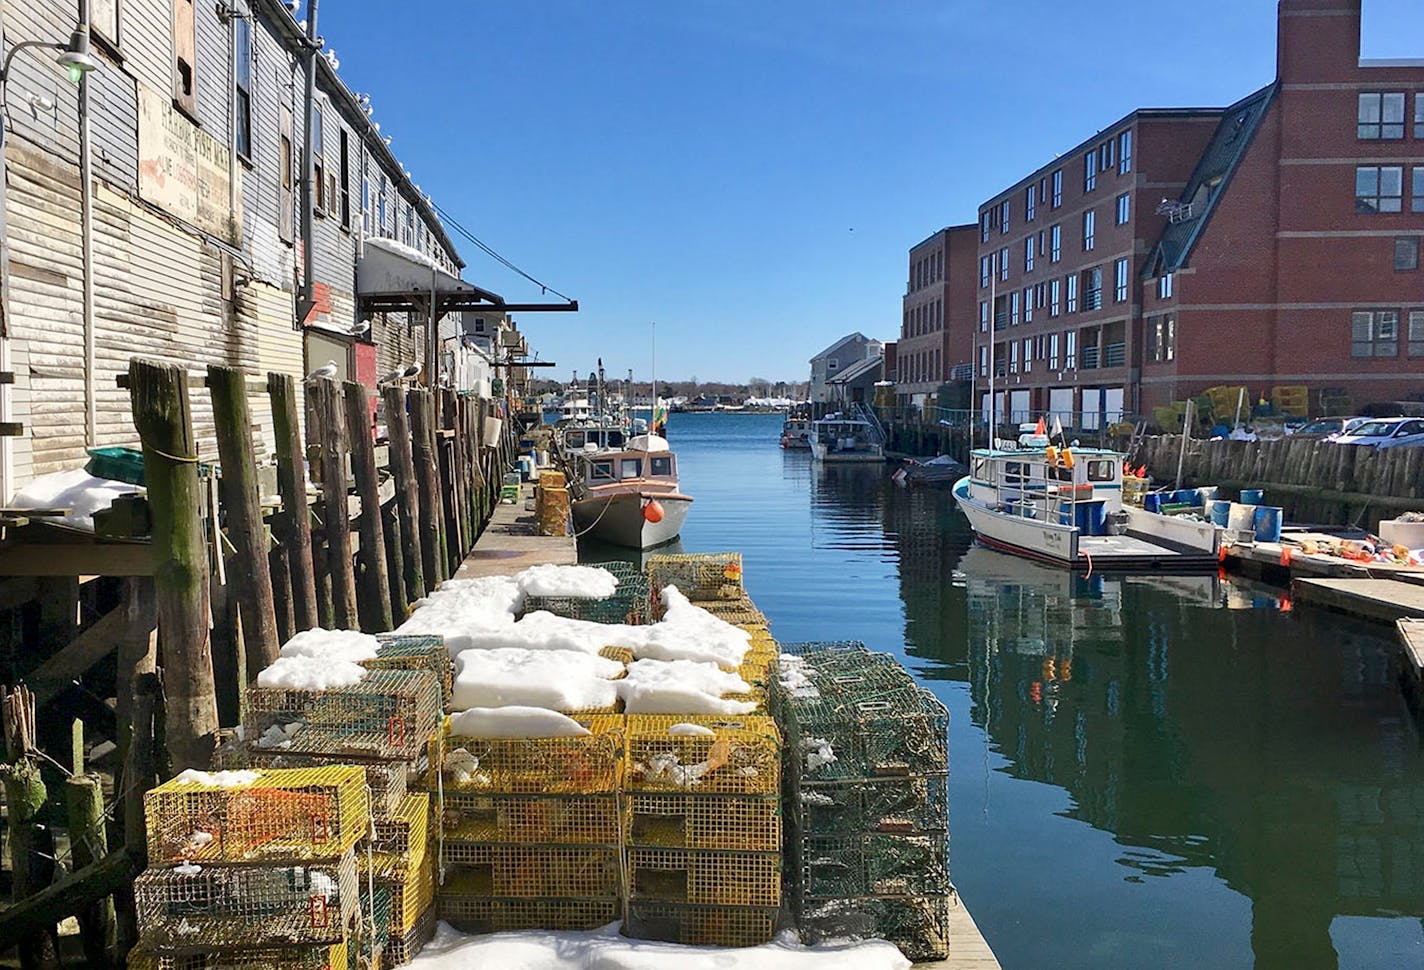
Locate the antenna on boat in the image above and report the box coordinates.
[651,322,659,436]
[987,250,998,451]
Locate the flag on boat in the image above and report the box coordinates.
[1051,415,1064,439]
[1035,416,1047,436]
[652,399,668,435]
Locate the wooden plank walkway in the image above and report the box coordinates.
[916,889,1000,969]
[1292,577,1424,624]
[454,483,576,580]
[1399,618,1424,677]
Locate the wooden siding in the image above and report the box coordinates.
[121,0,173,101]
[89,50,140,192]
[250,279,303,453]
[3,0,86,165]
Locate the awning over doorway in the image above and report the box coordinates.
[356,237,578,315]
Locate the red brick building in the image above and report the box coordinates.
[897,225,978,409]
[958,0,1424,429]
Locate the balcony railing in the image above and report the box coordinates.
[1081,346,1100,369]
[1104,342,1126,368]
[1083,288,1102,311]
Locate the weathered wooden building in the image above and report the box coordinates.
[0,0,498,496]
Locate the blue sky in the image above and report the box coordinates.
[321,1,1423,384]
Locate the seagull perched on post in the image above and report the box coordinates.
[401,361,423,381]
[306,359,338,381]
[378,367,404,385]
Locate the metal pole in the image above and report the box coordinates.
[427,261,436,386]
[1175,398,1192,491]
[297,0,319,323]
[988,251,997,450]
[79,1,95,446]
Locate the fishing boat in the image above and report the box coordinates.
[569,433,692,549]
[952,445,1220,571]
[780,417,812,450]
[809,410,886,463]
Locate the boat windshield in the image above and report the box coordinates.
[649,455,674,477]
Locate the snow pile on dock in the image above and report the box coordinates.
[515,563,620,599]
[452,648,622,712]
[448,706,593,739]
[408,920,912,970]
[277,628,381,663]
[254,654,368,690]
[618,659,756,715]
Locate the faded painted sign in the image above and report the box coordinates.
[137,83,240,240]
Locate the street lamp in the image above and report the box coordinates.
[1,27,100,85]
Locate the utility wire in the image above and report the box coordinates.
[430,202,575,303]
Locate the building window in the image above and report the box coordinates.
[999,200,1010,234]
[1146,316,1176,363]
[1414,167,1424,212]
[1050,279,1061,317]
[1009,340,1018,374]
[1409,310,1424,356]
[981,212,992,243]
[1119,131,1132,174]
[362,177,371,233]
[1116,193,1130,225]
[1026,185,1036,222]
[1051,170,1063,208]
[1158,273,1174,299]
[1035,282,1045,309]
[1082,267,1102,311]
[1023,286,1034,324]
[1024,237,1035,273]
[1022,338,1032,373]
[1066,274,1078,314]
[1065,330,1077,369]
[1084,150,1097,192]
[1082,210,1095,251]
[1352,310,1398,357]
[1101,139,1114,172]
[1050,225,1061,263]
[979,301,989,333]
[1049,332,1060,370]
[172,0,197,114]
[1396,237,1420,271]
[339,130,351,228]
[378,176,387,233]
[1010,290,1020,326]
[979,346,988,376]
[234,17,252,159]
[1356,166,1404,213]
[1114,258,1129,302]
[999,247,1010,281]
[312,105,326,213]
[979,256,990,288]
[1358,92,1406,140]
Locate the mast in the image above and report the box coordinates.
[988,251,997,450]
[651,321,658,434]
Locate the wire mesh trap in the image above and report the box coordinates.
[623,793,781,852]
[369,633,453,707]
[440,714,625,795]
[367,792,430,865]
[790,774,948,835]
[245,755,408,818]
[796,893,951,963]
[624,715,780,796]
[436,895,620,934]
[780,680,948,783]
[623,901,778,948]
[125,942,348,969]
[440,843,622,898]
[794,832,950,899]
[440,792,621,845]
[647,552,744,605]
[626,846,781,907]
[523,561,651,625]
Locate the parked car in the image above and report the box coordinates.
[1330,417,1424,449]
[1289,416,1370,441]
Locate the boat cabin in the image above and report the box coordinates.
[811,418,881,456]
[576,449,678,489]
[968,447,1124,535]
[561,427,626,452]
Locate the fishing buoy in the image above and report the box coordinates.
[642,500,665,523]
[1061,448,1075,469]
[1045,445,1058,465]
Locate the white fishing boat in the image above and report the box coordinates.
[809,409,886,463]
[780,417,812,450]
[570,433,692,549]
[952,446,1220,571]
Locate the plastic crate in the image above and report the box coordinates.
[623,901,777,947]
[436,895,619,934]
[441,792,620,845]
[135,851,359,951]
[441,843,622,898]
[624,793,780,852]
[245,755,408,818]
[647,552,743,604]
[126,943,347,969]
[796,893,950,963]
[440,714,625,795]
[790,775,947,835]
[144,766,370,865]
[245,668,442,763]
[368,634,453,708]
[626,847,780,907]
[625,715,779,795]
[795,832,949,898]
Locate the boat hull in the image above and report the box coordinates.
[809,439,885,463]
[952,477,1219,572]
[572,491,692,550]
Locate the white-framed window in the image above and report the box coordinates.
[1023,286,1034,324]
[1158,273,1174,300]
[1413,167,1424,213]
[1065,329,1077,369]
[1009,339,1019,374]
[999,200,1010,233]
[234,16,253,160]
[1024,237,1035,273]
[1147,315,1176,362]
[1026,185,1036,222]
[1049,332,1060,369]
[1051,169,1063,208]
[1114,258,1129,303]
[981,212,992,243]
[1010,290,1020,326]
[1409,309,1424,356]
[979,345,988,376]
[1359,92,1406,140]
[1082,210,1095,251]
[1417,93,1424,139]
[980,256,991,288]
[1116,193,1130,225]
[979,301,989,333]
[1118,130,1132,174]
[1050,225,1061,263]
[1084,150,1097,192]
[1100,138,1114,172]
[999,247,1010,281]
[1050,279,1061,317]
[1351,309,1399,357]
[1066,274,1078,313]
[1356,165,1404,213]
[1023,337,1033,373]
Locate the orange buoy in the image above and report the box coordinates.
[642,500,665,523]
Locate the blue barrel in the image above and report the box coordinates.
[1240,488,1264,506]
[1197,486,1219,504]
[1211,500,1232,527]
[1144,493,1162,514]
[1253,506,1283,543]
[1086,502,1106,536]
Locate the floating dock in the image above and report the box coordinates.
[1291,578,1424,624]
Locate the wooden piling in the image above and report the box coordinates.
[66,724,116,965]
[127,358,217,772]
[410,389,446,586]
[116,671,159,953]
[267,373,319,632]
[270,544,294,644]
[207,365,280,674]
[344,380,393,632]
[381,500,409,619]
[382,385,426,600]
[308,378,359,629]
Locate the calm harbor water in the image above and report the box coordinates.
[581,411,1424,969]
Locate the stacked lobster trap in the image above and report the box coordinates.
[206,632,448,965]
[773,642,952,962]
[521,560,651,625]
[621,714,783,946]
[434,713,627,933]
[129,766,377,968]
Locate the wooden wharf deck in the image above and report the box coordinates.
[920,890,1001,969]
[1291,577,1424,624]
[453,482,577,579]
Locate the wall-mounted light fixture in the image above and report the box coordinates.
[1,26,100,86]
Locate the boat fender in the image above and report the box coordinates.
[1061,448,1075,469]
[642,500,665,523]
